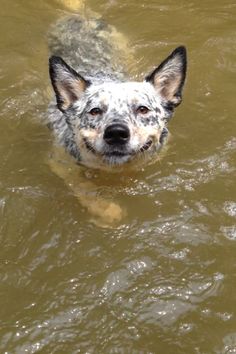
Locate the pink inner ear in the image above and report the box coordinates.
[145,46,186,107]
[158,74,182,103]
[49,56,91,111]
[56,76,88,111]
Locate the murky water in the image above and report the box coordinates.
[0,0,236,353]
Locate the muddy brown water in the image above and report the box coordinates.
[0,0,236,353]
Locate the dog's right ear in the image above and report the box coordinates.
[49,56,90,112]
[145,46,187,108]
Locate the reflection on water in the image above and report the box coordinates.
[0,0,236,353]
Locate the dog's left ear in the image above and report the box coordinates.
[145,46,187,108]
[49,56,90,112]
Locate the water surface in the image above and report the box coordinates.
[0,0,236,353]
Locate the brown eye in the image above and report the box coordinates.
[136,106,150,115]
[89,107,103,116]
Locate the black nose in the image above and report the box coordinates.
[103,124,130,145]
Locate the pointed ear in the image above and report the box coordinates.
[49,56,90,112]
[145,46,187,108]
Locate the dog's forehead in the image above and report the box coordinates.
[86,81,160,105]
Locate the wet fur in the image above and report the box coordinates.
[47,8,187,225]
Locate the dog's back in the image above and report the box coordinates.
[48,14,128,83]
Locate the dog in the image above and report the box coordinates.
[47,9,187,225]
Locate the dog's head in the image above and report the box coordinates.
[49,46,187,169]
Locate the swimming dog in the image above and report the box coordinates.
[47,10,187,225]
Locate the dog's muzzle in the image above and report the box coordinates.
[103,123,130,146]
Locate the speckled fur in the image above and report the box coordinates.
[48,14,187,170]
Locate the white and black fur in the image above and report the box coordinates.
[48,15,187,170]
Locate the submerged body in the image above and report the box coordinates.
[48,13,187,170]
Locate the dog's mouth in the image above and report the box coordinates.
[83,137,153,160]
[103,151,129,157]
[139,139,153,152]
[83,138,96,154]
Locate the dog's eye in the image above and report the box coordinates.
[89,108,103,116]
[136,106,150,115]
